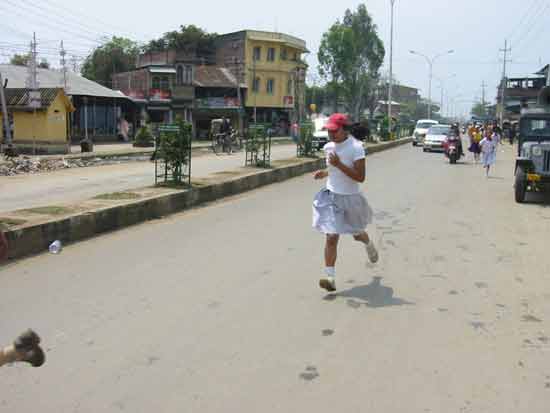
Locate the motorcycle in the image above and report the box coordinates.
[443,134,462,164]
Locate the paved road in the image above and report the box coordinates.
[0,144,297,213]
[1,143,550,412]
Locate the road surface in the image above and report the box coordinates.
[1,143,549,412]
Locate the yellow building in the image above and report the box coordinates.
[216,30,308,127]
[0,88,75,154]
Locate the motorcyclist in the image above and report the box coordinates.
[449,123,464,157]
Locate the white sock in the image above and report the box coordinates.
[325,267,335,279]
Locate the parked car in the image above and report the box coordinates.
[423,124,452,152]
[412,119,439,146]
[312,116,329,150]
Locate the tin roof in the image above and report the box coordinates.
[2,88,74,112]
[0,64,129,99]
[193,66,247,88]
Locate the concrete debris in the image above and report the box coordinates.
[0,156,147,176]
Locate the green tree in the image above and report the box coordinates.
[143,25,216,56]
[10,54,30,66]
[471,101,488,118]
[38,59,50,69]
[10,54,50,69]
[318,4,385,120]
[81,37,139,86]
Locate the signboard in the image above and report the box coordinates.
[159,124,180,133]
[195,97,241,109]
[28,90,41,109]
[283,96,294,106]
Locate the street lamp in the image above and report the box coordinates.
[388,0,396,138]
[409,49,454,119]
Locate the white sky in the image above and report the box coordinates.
[1,0,548,117]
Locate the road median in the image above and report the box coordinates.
[1,137,411,261]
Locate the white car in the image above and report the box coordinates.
[312,117,329,150]
[423,124,452,152]
[413,119,439,146]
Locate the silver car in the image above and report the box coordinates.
[423,125,451,152]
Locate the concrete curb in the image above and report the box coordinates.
[2,137,411,261]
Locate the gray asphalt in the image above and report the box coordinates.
[1,143,549,412]
[0,144,297,213]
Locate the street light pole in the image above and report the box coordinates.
[388,0,396,138]
[410,49,454,120]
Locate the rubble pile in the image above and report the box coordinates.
[0,156,144,176]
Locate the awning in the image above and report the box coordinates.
[149,67,177,74]
[148,106,171,111]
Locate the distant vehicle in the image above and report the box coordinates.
[423,124,451,152]
[312,116,329,150]
[413,119,438,146]
[514,103,550,203]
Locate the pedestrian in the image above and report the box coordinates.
[480,129,497,177]
[312,113,378,292]
[469,126,482,163]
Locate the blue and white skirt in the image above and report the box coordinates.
[312,189,373,235]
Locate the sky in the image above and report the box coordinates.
[1,0,549,118]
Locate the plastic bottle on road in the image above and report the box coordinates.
[49,240,62,254]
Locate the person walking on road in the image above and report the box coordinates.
[312,113,378,292]
[469,126,482,163]
[480,129,497,177]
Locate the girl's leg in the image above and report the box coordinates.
[324,234,339,267]
[320,234,340,292]
[354,231,379,263]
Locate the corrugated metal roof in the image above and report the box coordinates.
[3,88,66,111]
[0,64,129,99]
[193,66,246,88]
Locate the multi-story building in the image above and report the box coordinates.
[497,65,548,122]
[113,30,308,137]
[216,30,308,132]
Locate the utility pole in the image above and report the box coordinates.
[60,41,68,91]
[499,40,512,127]
[27,33,40,155]
[388,0,396,138]
[0,70,12,147]
[481,81,487,118]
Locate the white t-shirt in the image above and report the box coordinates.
[324,136,366,195]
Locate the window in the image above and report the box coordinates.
[252,77,260,92]
[184,65,193,84]
[292,52,298,61]
[287,78,292,94]
[160,76,169,90]
[267,48,276,62]
[281,48,287,61]
[253,47,261,61]
[152,76,160,89]
[176,66,184,85]
[267,78,275,94]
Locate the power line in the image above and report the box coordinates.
[512,2,550,52]
[0,4,104,46]
[506,0,544,42]
[0,1,106,45]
